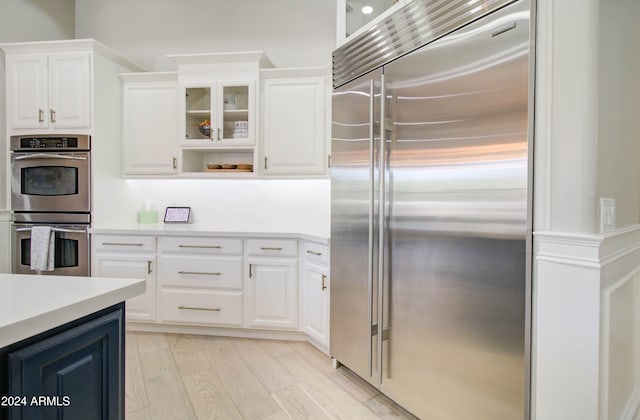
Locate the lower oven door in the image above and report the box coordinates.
[12,225,90,276]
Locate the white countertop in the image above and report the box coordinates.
[0,274,146,348]
[90,223,329,244]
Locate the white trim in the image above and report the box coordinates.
[621,388,640,420]
[599,267,640,419]
[533,0,553,232]
[126,321,308,342]
[0,39,145,72]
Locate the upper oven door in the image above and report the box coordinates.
[11,151,90,213]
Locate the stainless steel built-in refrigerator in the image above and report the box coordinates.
[330,0,532,418]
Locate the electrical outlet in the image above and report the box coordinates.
[599,198,616,233]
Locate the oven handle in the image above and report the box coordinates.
[14,227,88,233]
[13,153,87,161]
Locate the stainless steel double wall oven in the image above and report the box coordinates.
[10,134,91,276]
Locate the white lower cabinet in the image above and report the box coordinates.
[91,235,157,322]
[92,232,327,346]
[300,241,330,349]
[302,262,329,346]
[158,236,244,327]
[245,238,298,330]
[159,289,243,327]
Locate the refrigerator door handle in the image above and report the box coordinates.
[367,78,376,379]
[377,73,387,386]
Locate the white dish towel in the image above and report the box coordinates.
[30,226,55,272]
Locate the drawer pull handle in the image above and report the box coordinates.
[306,250,322,256]
[322,274,327,291]
[249,263,254,278]
[178,271,222,276]
[260,247,283,251]
[178,305,221,312]
[178,245,223,249]
[102,242,144,246]
[147,260,152,274]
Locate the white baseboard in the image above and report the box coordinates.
[125,321,331,354]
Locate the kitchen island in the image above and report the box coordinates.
[0,274,145,420]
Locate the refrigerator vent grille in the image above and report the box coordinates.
[333,0,515,88]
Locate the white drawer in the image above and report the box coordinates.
[247,239,297,257]
[159,289,243,327]
[93,235,155,252]
[302,241,329,265]
[159,255,243,290]
[158,236,243,255]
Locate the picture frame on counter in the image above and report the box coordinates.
[163,207,191,223]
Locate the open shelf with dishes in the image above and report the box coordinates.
[181,148,256,176]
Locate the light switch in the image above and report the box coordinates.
[599,198,616,233]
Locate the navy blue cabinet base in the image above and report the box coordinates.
[0,303,125,420]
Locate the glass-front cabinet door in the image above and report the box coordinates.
[182,81,253,146]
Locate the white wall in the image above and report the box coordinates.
[76,0,335,237]
[0,0,74,43]
[597,0,640,229]
[75,0,337,71]
[0,0,75,270]
[0,0,75,210]
[93,179,331,238]
[534,0,640,418]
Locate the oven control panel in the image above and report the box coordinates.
[10,135,90,151]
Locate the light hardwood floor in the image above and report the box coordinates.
[125,331,419,420]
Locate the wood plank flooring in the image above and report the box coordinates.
[125,332,419,420]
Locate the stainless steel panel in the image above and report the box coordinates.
[330,69,382,382]
[13,212,91,224]
[380,1,530,418]
[333,0,515,87]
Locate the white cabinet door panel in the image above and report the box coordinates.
[48,52,91,129]
[246,257,297,330]
[159,254,243,290]
[159,289,243,327]
[262,77,326,175]
[94,255,156,322]
[6,54,48,129]
[303,261,329,345]
[123,79,178,175]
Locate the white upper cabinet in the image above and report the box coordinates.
[6,52,91,131]
[121,72,179,175]
[169,52,271,176]
[261,67,329,176]
[182,82,254,148]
